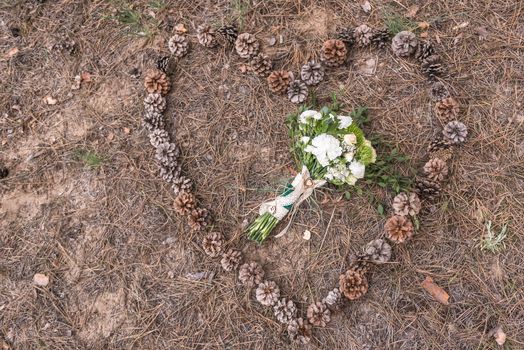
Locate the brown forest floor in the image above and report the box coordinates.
[1,0,523,349]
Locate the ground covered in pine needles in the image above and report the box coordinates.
[1,1,523,349]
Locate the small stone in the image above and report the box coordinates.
[33,273,49,286]
[303,230,311,240]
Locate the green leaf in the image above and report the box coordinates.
[377,204,385,216]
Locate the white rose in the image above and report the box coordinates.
[343,133,357,145]
[304,134,342,167]
[349,160,366,179]
[337,115,353,129]
[344,151,354,162]
[299,110,322,124]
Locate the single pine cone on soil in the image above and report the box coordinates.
[307,301,331,327]
[168,34,189,58]
[423,158,449,182]
[144,69,170,95]
[267,70,293,94]
[159,163,182,183]
[415,177,442,200]
[255,280,280,306]
[320,39,347,67]
[217,24,238,45]
[421,54,445,79]
[235,33,259,59]
[144,93,167,114]
[416,41,435,61]
[336,27,355,46]
[155,142,180,168]
[238,262,264,287]
[287,80,308,104]
[172,176,192,196]
[430,81,450,101]
[354,24,374,47]
[156,55,171,74]
[323,288,341,306]
[188,207,209,231]
[287,318,312,344]
[363,238,392,264]
[197,24,218,48]
[443,121,468,144]
[173,191,195,216]
[249,53,272,77]
[392,192,421,217]
[434,96,460,125]
[149,128,170,148]
[339,268,368,300]
[273,298,297,324]
[142,111,165,131]
[221,248,243,271]
[391,31,418,57]
[385,215,414,243]
[300,61,324,86]
[202,232,224,257]
[371,28,391,48]
[427,138,454,162]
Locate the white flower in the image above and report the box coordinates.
[344,151,354,162]
[301,136,311,144]
[337,115,353,129]
[349,160,366,179]
[304,134,342,167]
[299,110,322,124]
[343,133,357,145]
[325,163,350,182]
[345,175,358,185]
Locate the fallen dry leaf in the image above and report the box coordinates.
[123,127,131,134]
[5,47,19,59]
[360,0,371,13]
[406,5,419,18]
[33,273,49,286]
[81,72,91,82]
[489,325,506,346]
[418,21,430,30]
[476,26,489,40]
[421,276,450,305]
[453,21,470,30]
[106,132,115,142]
[420,32,429,39]
[43,95,58,105]
[303,230,311,240]
[174,23,187,33]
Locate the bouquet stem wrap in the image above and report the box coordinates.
[247,166,326,242]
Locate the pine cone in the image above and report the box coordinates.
[287,80,308,104]
[320,39,347,67]
[443,120,468,144]
[188,207,209,231]
[255,280,280,306]
[423,158,449,182]
[430,81,450,101]
[267,70,293,94]
[142,111,165,131]
[155,142,179,168]
[201,232,224,257]
[307,301,331,327]
[197,24,218,48]
[363,238,392,264]
[392,192,421,216]
[0,165,8,179]
[385,215,414,243]
[354,24,374,47]
[144,69,170,95]
[287,318,312,344]
[144,93,167,114]
[238,262,264,287]
[173,191,195,216]
[172,176,192,196]
[273,298,297,324]
[322,288,341,306]
[336,27,355,46]
[427,138,454,162]
[348,257,373,275]
[415,177,442,200]
[159,163,181,183]
[156,55,171,74]
[416,41,435,61]
[391,31,418,57]
[168,34,189,58]
[339,268,368,300]
[217,24,238,45]
[421,54,445,79]
[221,248,243,271]
[371,28,391,48]
[300,61,324,86]
[235,33,259,59]
[249,53,272,77]
[149,128,170,148]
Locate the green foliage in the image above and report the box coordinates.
[74,149,104,168]
[479,221,508,253]
[231,0,250,29]
[105,1,160,37]
[148,0,167,10]
[350,107,369,128]
[384,13,418,35]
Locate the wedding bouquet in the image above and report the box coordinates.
[247,105,376,243]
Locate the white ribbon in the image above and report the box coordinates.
[259,166,326,238]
